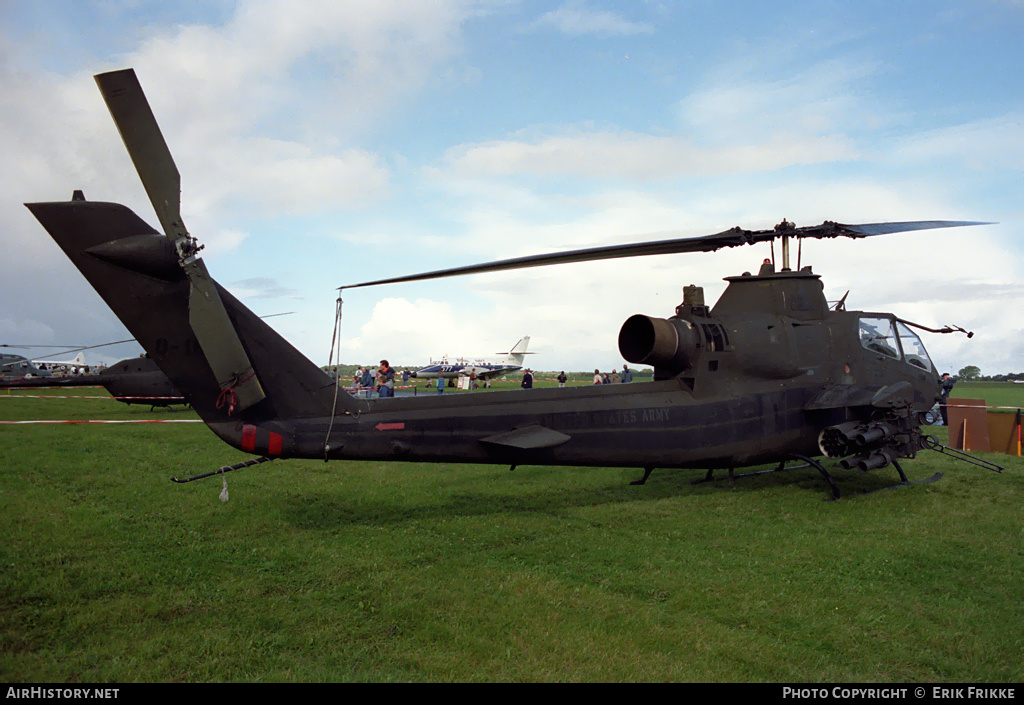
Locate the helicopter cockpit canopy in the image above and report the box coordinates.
[858,316,934,371]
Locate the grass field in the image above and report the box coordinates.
[953,381,1024,411]
[1,383,1022,682]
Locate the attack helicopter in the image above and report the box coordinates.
[0,352,52,379]
[0,355,186,407]
[24,68,1001,499]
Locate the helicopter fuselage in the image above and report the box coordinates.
[206,268,939,474]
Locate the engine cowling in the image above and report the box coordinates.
[618,314,699,378]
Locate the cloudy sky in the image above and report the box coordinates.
[2,0,1022,376]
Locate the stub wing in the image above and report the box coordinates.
[480,424,572,450]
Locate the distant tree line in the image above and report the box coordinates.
[956,365,1024,382]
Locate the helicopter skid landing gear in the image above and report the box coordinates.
[689,454,945,500]
[690,455,840,499]
[690,457,814,483]
[630,467,655,485]
[856,459,944,497]
[793,454,842,500]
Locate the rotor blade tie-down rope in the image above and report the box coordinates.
[216,388,238,415]
[215,371,255,416]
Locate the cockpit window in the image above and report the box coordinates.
[895,321,933,370]
[859,317,900,358]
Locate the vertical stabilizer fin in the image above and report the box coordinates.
[505,336,531,366]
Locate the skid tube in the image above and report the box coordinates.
[690,455,946,500]
[691,455,841,499]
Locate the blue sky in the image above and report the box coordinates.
[2,0,1022,375]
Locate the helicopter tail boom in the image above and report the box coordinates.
[24,198,348,437]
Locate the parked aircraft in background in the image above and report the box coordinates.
[411,336,532,380]
[0,353,52,378]
[34,351,88,373]
[0,356,186,407]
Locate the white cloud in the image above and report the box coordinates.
[215,140,392,215]
[442,129,856,181]
[202,228,250,259]
[101,1,481,225]
[891,114,1024,170]
[531,1,654,36]
[227,277,302,301]
[121,0,477,126]
[678,56,891,144]
[340,297,469,366]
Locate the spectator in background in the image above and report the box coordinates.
[377,359,395,398]
[521,369,534,389]
[939,373,955,425]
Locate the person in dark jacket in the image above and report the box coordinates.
[939,373,955,425]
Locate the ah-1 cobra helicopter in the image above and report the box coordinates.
[0,353,186,407]
[25,68,1001,499]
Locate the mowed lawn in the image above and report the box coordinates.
[1,383,1021,682]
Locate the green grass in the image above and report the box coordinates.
[1,387,1022,682]
[953,382,1024,411]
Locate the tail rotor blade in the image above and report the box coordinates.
[184,259,265,410]
[94,68,188,244]
[95,68,266,413]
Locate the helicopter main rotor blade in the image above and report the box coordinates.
[340,227,775,290]
[340,219,991,290]
[95,68,265,412]
[821,220,993,237]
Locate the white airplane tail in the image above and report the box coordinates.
[503,336,531,366]
[34,351,87,368]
